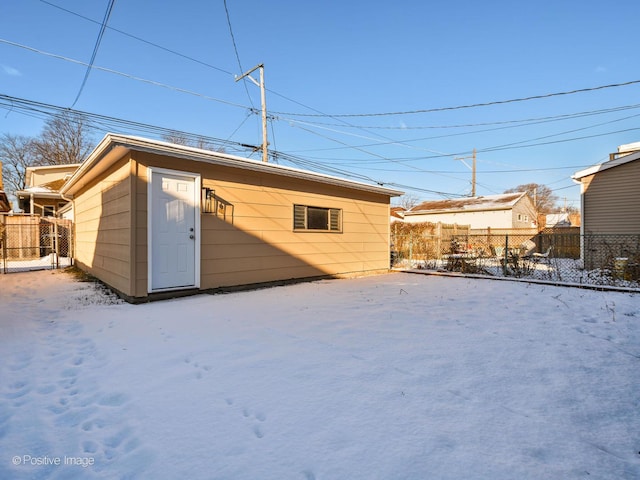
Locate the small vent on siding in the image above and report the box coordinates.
[293,204,306,229]
[329,209,340,231]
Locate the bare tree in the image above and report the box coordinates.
[162,132,224,153]
[31,112,94,166]
[0,134,37,195]
[396,194,421,210]
[504,183,558,214]
[162,131,191,146]
[1,113,93,198]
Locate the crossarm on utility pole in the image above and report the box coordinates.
[235,63,268,162]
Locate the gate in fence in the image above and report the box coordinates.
[0,214,73,273]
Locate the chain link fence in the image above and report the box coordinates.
[391,228,640,289]
[0,215,73,273]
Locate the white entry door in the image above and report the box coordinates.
[149,169,200,291]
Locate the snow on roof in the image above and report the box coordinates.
[617,141,640,154]
[573,149,640,180]
[17,178,67,195]
[62,134,404,197]
[406,192,526,215]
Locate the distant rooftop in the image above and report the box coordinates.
[407,192,527,215]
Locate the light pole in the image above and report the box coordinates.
[235,63,268,163]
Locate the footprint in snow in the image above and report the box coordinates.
[302,470,317,480]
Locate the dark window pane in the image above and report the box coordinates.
[307,207,328,230]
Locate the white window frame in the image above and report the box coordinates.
[293,204,342,232]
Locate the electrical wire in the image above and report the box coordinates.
[272,79,640,118]
[280,106,640,156]
[70,0,116,108]
[223,0,254,108]
[33,0,632,183]
[39,0,234,76]
[0,38,249,110]
[276,103,640,130]
[31,0,640,181]
[4,4,619,201]
[1,93,470,196]
[0,93,256,154]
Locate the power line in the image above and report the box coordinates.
[70,0,116,108]
[293,121,640,167]
[0,38,250,110]
[272,79,640,118]
[39,0,234,76]
[38,0,335,121]
[0,93,256,154]
[277,103,640,130]
[223,0,254,108]
[1,92,468,196]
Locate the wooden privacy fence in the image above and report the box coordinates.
[0,214,73,273]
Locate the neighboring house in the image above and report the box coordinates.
[544,213,580,228]
[545,213,571,228]
[572,144,640,235]
[16,164,81,216]
[60,134,402,302]
[390,206,405,224]
[572,143,640,270]
[0,163,10,212]
[403,192,537,229]
[0,191,9,213]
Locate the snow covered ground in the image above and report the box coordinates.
[1,256,73,274]
[1,270,639,479]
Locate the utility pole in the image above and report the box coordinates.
[472,148,476,197]
[455,148,477,197]
[235,63,268,162]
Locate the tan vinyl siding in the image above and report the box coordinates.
[582,159,640,234]
[134,152,391,293]
[73,156,133,295]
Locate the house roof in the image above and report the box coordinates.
[16,178,68,199]
[406,192,527,215]
[390,207,405,219]
[572,149,640,180]
[390,206,405,223]
[61,134,404,198]
[25,163,81,187]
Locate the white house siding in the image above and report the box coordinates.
[403,209,512,229]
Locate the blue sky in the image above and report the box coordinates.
[2,0,640,209]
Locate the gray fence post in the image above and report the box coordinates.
[409,231,413,267]
[503,234,509,276]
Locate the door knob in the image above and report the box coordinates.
[189,234,195,239]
